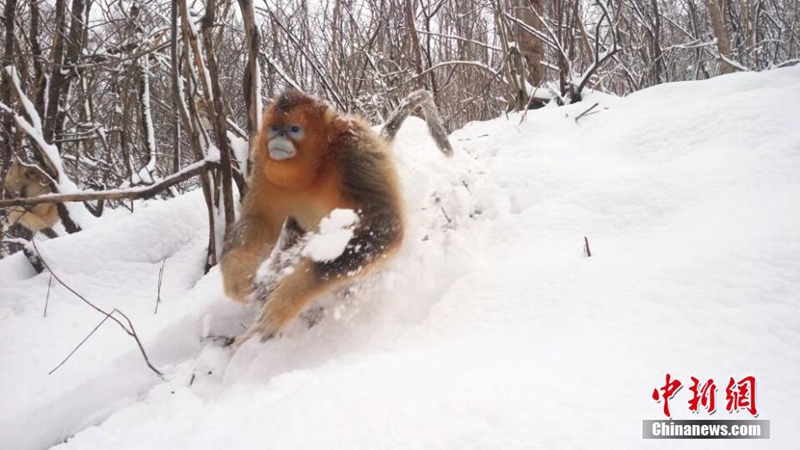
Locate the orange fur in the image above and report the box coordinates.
[1,162,59,233]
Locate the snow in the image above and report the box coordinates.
[302,208,359,262]
[230,134,250,176]
[2,66,800,449]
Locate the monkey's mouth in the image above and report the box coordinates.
[268,139,297,160]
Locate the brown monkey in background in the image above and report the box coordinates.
[220,89,452,343]
[1,161,59,236]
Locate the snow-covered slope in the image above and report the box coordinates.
[1,67,799,449]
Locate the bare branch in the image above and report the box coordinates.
[32,240,163,377]
[0,158,217,208]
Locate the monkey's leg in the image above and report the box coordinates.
[220,215,275,303]
[7,208,50,232]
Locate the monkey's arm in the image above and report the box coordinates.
[250,216,306,302]
[220,215,276,303]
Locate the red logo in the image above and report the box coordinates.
[653,374,758,418]
[688,377,717,414]
[652,373,683,418]
[726,376,758,416]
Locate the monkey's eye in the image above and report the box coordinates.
[287,125,304,139]
[269,125,280,134]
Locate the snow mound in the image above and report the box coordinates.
[1,66,799,449]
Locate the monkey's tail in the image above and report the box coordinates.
[380,90,454,157]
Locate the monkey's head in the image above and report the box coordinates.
[4,162,50,198]
[257,90,347,189]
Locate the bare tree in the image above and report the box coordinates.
[2,0,799,262]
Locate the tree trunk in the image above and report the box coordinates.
[174,0,218,272]
[1,0,17,184]
[238,0,262,183]
[515,0,544,86]
[202,0,236,229]
[138,57,157,184]
[706,0,735,74]
[740,0,755,67]
[405,0,425,89]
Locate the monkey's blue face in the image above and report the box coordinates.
[267,124,304,160]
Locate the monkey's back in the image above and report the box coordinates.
[313,120,405,279]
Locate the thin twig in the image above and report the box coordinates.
[43,273,53,318]
[575,103,600,123]
[154,258,166,315]
[32,240,163,377]
[440,206,453,225]
[49,313,112,375]
[584,236,592,257]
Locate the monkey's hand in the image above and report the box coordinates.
[251,254,296,303]
[250,216,306,303]
[220,215,277,303]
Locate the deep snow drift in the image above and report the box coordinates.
[1,67,799,449]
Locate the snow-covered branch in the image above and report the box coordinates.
[0,158,218,208]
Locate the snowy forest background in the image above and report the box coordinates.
[1,0,799,263]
